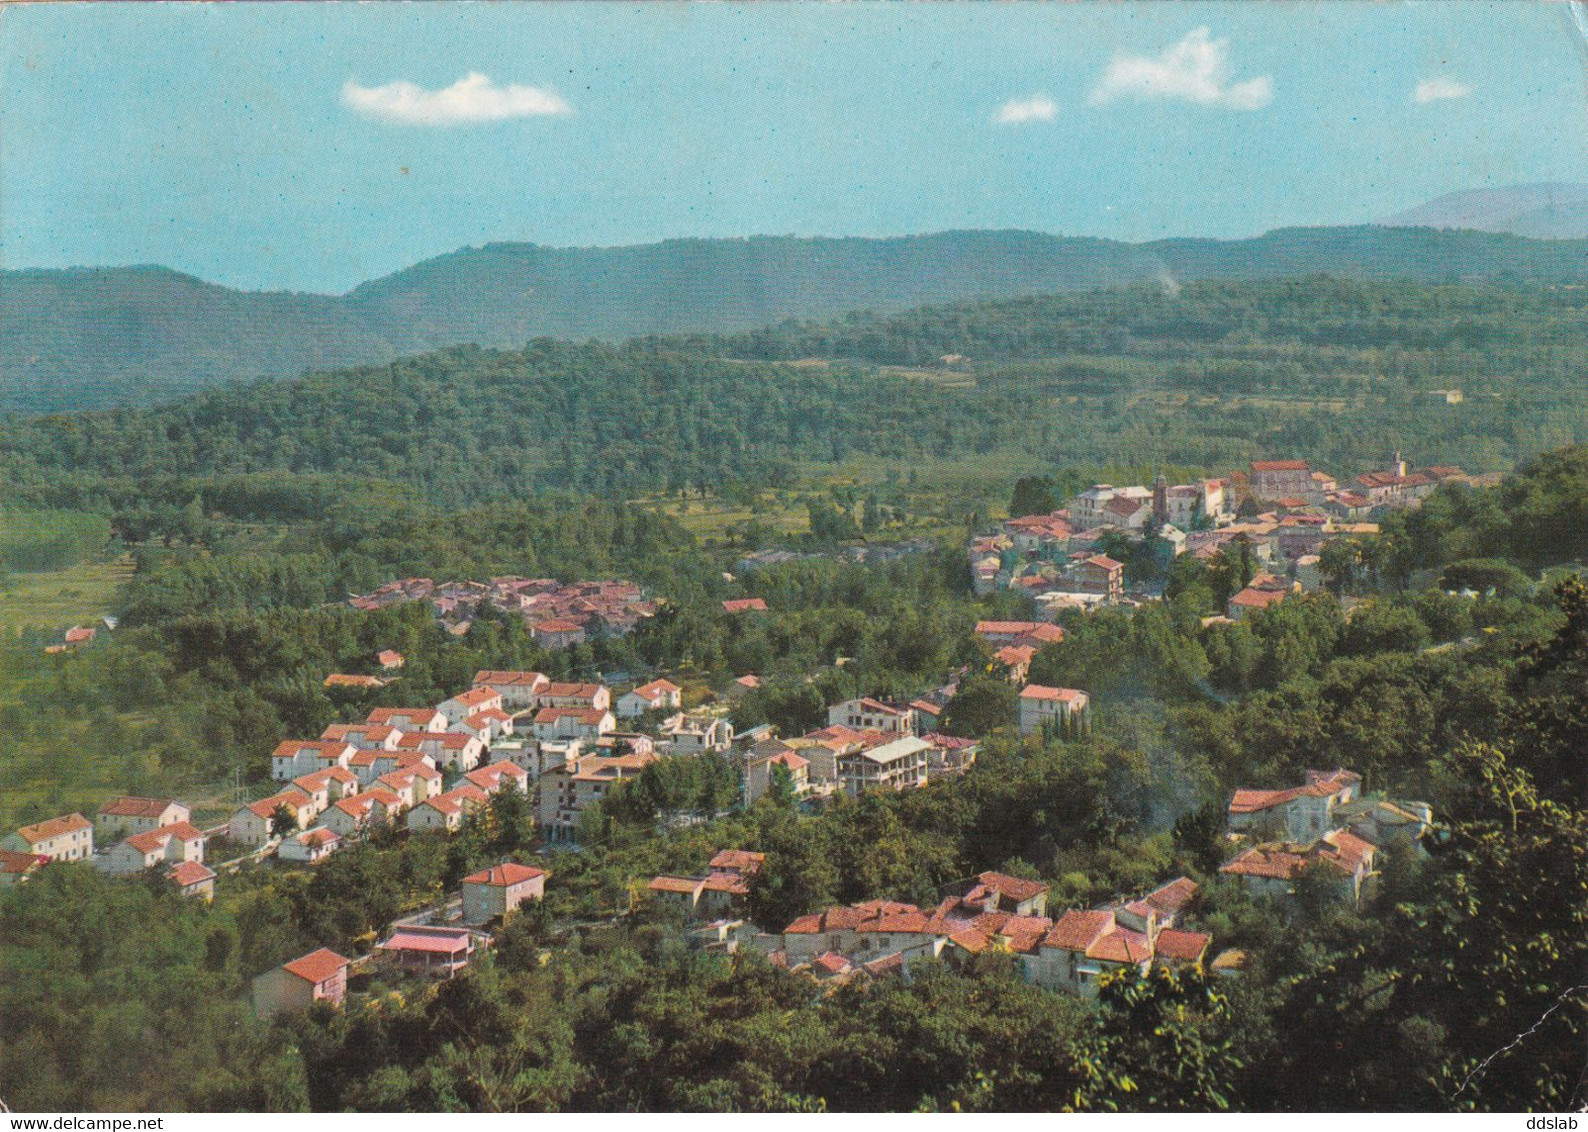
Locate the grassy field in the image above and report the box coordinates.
[0,554,134,636]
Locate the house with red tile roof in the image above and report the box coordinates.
[94,796,191,841]
[1227,768,1361,841]
[464,760,530,796]
[0,848,49,887]
[99,821,206,875]
[278,826,342,864]
[396,729,484,772]
[318,788,405,839]
[166,860,217,901]
[617,678,683,718]
[230,790,319,847]
[376,924,475,978]
[438,686,503,726]
[826,697,915,736]
[1221,827,1378,905]
[921,732,980,777]
[533,682,612,713]
[957,871,1049,917]
[721,598,769,614]
[252,948,349,1019]
[367,706,448,734]
[405,784,490,835]
[471,670,549,710]
[1018,684,1089,737]
[462,861,546,924]
[2,813,93,861]
[270,739,357,782]
[531,619,587,649]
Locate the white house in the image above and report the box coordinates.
[438,687,504,726]
[461,862,547,924]
[229,790,318,847]
[530,707,616,744]
[406,784,490,834]
[278,827,342,864]
[533,682,612,713]
[98,821,206,875]
[270,740,357,782]
[1017,685,1089,736]
[2,814,94,862]
[396,730,484,772]
[94,797,190,842]
[1227,769,1361,842]
[366,707,448,734]
[659,713,735,755]
[826,698,915,736]
[837,736,931,796]
[617,679,683,718]
[471,670,549,711]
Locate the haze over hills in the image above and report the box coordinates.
[1376,182,1588,240]
[5,220,1588,414]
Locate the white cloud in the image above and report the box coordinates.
[1414,77,1471,104]
[993,94,1059,125]
[341,72,571,125]
[1091,27,1273,111]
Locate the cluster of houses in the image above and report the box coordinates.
[251,858,548,1019]
[970,455,1485,605]
[640,856,1223,1000]
[0,798,218,899]
[1219,768,1434,906]
[346,576,659,645]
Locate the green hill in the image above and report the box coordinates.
[5,227,1588,413]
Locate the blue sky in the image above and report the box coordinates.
[3,1,1585,293]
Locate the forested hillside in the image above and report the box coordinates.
[4,279,1584,507]
[6,226,1588,412]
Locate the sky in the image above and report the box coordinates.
[2,1,1585,294]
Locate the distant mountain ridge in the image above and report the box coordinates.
[5,224,1588,413]
[1376,182,1588,239]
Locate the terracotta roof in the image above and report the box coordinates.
[449,687,499,708]
[1154,928,1212,963]
[1229,587,1288,609]
[1143,877,1198,917]
[975,871,1048,903]
[722,598,769,613]
[811,952,851,975]
[282,948,348,985]
[1089,926,1152,964]
[165,861,216,887]
[473,670,547,687]
[709,849,765,873]
[540,682,605,699]
[97,796,180,820]
[631,679,681,699]
[1251,460,1309,472]
[1084,555,1124,572]
[463,862,545,887]
[1043,909,1114,952]
[293,828,341,849]
[367,707,441,726]
[0,848,47,874]
[14,813,92,845]
[1019,684,1086,703]
[124,821,204,854]
[649,875,704,894]
[380,930,470,955]
[245,790,313,819]
[976,620,1041,636]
